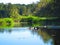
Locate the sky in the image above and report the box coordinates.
[0,0,40,4]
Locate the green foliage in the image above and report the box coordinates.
[0,0,60,18]
[0,0,60,27]
[35,0,60,17]
[0,18,14,28]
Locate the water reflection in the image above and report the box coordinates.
[43,29,60,45]
[0,22,40,28]
[30,29,53,43]
[0,27,53,45]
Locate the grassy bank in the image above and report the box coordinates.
[0,16,59,28]
[0,18,14,28]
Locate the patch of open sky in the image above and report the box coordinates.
[0,0,40,5]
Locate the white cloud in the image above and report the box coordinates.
[0,0,40,4]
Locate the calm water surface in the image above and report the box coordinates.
[0,27,54,45]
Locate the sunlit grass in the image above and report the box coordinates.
[0,18,14,28]
[0,15,58,28]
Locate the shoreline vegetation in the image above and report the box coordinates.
[0,0,60,28]
[0,16,59,28]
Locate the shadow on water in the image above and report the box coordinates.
[31,29,52,42]
[29,27,60,45]
[39,29,60,45]
[0,28,12,33]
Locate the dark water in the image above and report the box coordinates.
[44,29,60,45]
[0,27,54,45]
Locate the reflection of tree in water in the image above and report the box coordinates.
[44,29,60,45]
[0,28,12,33]
[37,30,52,43]
[0,29,5,33]
[30,28,52,43]
[30,27,60,45]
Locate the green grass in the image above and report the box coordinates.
[0,18,14,28]
[0,15,58,28]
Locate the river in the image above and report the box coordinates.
[0,27,54,45]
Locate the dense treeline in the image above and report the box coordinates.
[0,3,36,18]
[0,0,60,18]
[35,0,60,17]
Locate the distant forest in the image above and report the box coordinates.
[0,0,60,18]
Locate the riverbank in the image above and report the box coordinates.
[0,16,59,28]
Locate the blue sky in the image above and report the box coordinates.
[0,0,40,4]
